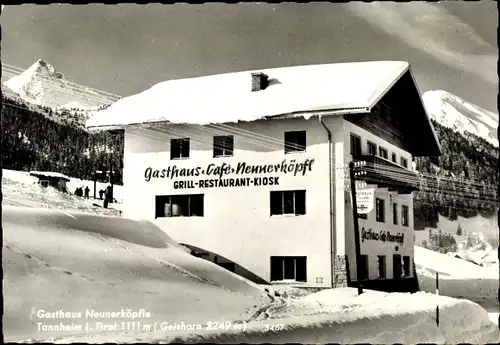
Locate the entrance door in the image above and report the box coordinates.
[393,254,402,279]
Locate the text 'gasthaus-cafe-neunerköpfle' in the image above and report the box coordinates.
[144,158,315,189]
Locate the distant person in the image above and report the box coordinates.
[99,189,104,200]
[84,186,90,199]
[103,188,109,209]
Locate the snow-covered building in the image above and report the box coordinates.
[86,61,441,291]
[29,171,70,193]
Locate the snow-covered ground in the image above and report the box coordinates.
[2,169,124,213]
[415,246,499,327]
[2,168,499,343]
[2,170,122,216]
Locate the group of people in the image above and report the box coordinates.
[74,186,91,199]
[73,186,108,200]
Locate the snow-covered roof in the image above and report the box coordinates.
[29,171,71,181]
[86,61,410,129]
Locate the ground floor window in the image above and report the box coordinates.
[358,255,369,280]
[270,256,307,282]
[402,256,411,277]
[377,255,386,279]
[270,190,306,216]
[393,254,402,279]
[155,194,204,218]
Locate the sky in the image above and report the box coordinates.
[1,2,498,113]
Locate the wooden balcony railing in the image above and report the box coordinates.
[354,154,419,194]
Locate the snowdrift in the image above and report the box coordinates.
[40,288,500,344]
[2,206,266,342]
[414,245,499,326]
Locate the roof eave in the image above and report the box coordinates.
[407,68,442,157]
[366,63,410,112]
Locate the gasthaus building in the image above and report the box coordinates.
[87,61,441,291]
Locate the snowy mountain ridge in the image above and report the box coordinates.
[2,59,113,125]
[422,90,498,147]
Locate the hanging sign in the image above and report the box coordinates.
[356,188,375,214]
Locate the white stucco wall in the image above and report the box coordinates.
[122,116,344,287]
[343,121,415,281]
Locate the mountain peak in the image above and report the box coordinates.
[422,90,498,147]
[3,59,104,110]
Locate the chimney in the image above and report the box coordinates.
[251,72,269,92]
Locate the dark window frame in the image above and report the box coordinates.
[379,147,388,159]
[350,133,362,157]
[270,190,306,216]
[270,256,307,282]
[376,198,385,223]
[401,157,408,168]
[155,194,204,218]
[213,135,234,158]
[391,152,397,163]
[393,203,398,225]
[402,256,411,277]
[402,205,409,227]
[170,138,190,160]
[367,141,377,156]
[284,130,307,154]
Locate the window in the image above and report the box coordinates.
[401,157,408,168]
[358,255,369,280]
[393,203,398,225]
[350,134,362,157]
[379,147,388,159]
[170,138,190,160]
[402,256,411,277]
[213,135,234,157]
[376,198,385,223]
[391,153,397,163]
[393,254,402,279]
[402,205,409,227]
[270,256,307,282]
[377,256,386,279]
[367,141,377,156]
[284,131,306,153]
[270,190,306,216]
[155,194,204,218]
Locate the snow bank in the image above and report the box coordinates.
[414,245,499,328]
[414,246,498,279]
[43,288,500,344]
[3,206,266,342]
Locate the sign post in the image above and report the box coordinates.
[349,161,365,296]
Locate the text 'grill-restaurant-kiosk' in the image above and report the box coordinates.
[86,61,441,292]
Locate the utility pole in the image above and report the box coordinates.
[349,160,364,295]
